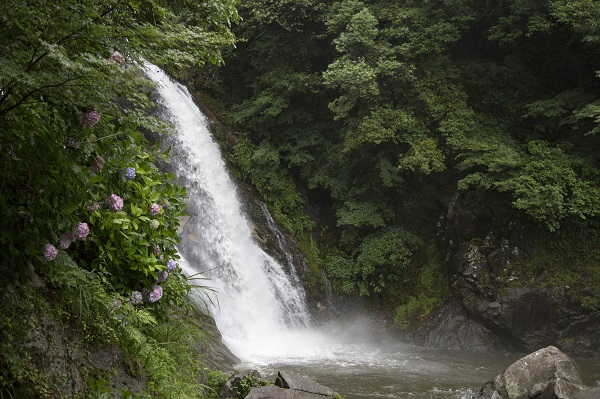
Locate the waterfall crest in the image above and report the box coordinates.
[143,63,312,360]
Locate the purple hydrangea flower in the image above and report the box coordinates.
[149,219,159,229]
[78,109,101,127]
[157,271,168,282]
[90,155,105,173]
[124,167,136,180]
[43,243,58,261]
[130,291,143,305]
[107,194,124,212]
[58,233,76,249]
[147,285,163,303]
[152,244,161,255]
[109,50,124,64]
[166,259,177,272]
[76,222,90,240]
[149,203,161,216]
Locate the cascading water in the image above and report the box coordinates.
[142,64,600,398]
[143,63,312,360]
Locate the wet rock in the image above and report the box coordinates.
[472,346,587,399]
[275,371,335,396]
[573,386,600,399]
[219,370,264,399]
[407,299,505,351]
[246,386,329,399]
[245,370,341,399]
[429,190,600,355]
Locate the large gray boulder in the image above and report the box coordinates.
[573,386,600,399]
[246,386,330,399]
[472,346,587,399]
[245,370,341,399]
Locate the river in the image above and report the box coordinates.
[143,63,600,399]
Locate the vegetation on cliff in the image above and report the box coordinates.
[193,0,600,327]
[0,0,239,396]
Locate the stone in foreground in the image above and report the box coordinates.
[472,346,587,399]
[246,370,341,399]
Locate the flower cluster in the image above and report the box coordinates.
[78,109,101,127]
[166,259,177,272]
[149,219,160,229]
[147,285,163,303]
[149,203,161,216]
[130,291,143,305]
[56,221,90,250]
[107,194,124,212]
[124,167,136,180]
[157,271,168,282]
[109,50,125,64]
[91,155,105,173]
[76,222,90,240]
[44,243,58,261]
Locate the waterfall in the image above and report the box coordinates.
[142,63,312,360]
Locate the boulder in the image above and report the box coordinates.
[573,386,600,399]
[219,370,264,399]
[275,371,335,396]
[472,346,587,399]
[245,370,341,399]
[246,386,329,399]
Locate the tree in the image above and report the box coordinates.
[0,0,238,289]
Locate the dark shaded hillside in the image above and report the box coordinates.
[189,0,600,353]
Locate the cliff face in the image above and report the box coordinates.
[411,190,600,356]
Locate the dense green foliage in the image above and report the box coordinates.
[197,0,600,320]
[0,253,222,398]
[1,0,238,396]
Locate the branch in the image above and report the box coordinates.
[26,3,120,73]
[0,75,84,118]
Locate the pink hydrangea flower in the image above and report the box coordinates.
[76,222,90,240]
[149,203,161,216]
[78,109,101,127]
[107,194,124,212]
[147,285,163,303]
[58,233,76,249]
[109,50,124,64]
[43,243,58,261]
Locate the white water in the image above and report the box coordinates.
[143,64,600,398]
[143,63,312,360]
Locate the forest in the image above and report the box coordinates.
[1,0,599,397]
[194,0,600,323]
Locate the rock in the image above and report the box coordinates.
[472,346,587,399]
[407,299,506,351]
[246,386,328,399]
[245,370,341,399]
[219,370,264,399]
[573,386,600,399]
[428,190,600,355]
[275,371,335,396]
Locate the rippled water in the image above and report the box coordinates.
[240,338,600,399]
